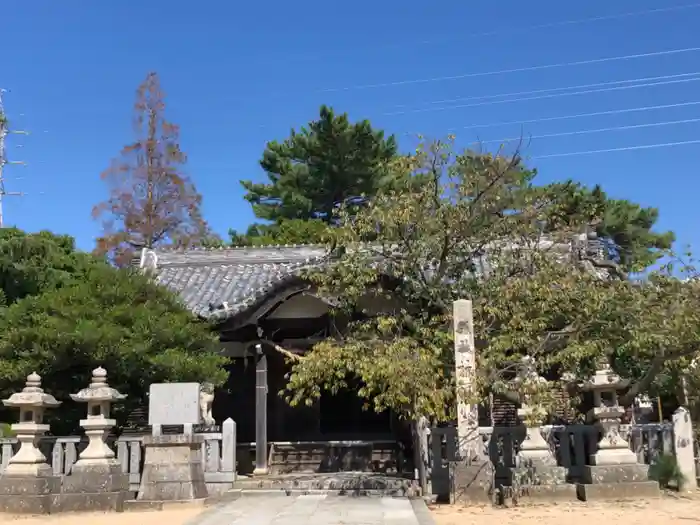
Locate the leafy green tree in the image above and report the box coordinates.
[552,183,674,272]
[279,140,698,486]
[0,228,94,306]
[240,105,398,225]
[228,219,332,246]
[0,230,228,434]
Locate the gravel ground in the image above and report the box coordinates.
[431,496,700,525]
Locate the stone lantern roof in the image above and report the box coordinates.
[69,367,127,403]
[2,372,61,408]
[580,362,630,391]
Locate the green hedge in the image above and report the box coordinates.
[0,422,13,437]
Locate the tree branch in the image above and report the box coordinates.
[619,346,699,406]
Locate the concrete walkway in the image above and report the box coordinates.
[187,495,436,525]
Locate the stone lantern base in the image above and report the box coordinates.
[0,470,61,515]
[576,464,660,501]
[51,462,130,513]
[510,464,576,502]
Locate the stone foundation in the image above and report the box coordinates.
[451,461,494,504]
[134,434,208,503]
[581,464,650,484]
[512,465,567,485]
[576,481,661,500]
[576,464,660,501]
[0,474,60,514]
[52,463,130,513]
[507,465,576,503]
[512,483,577,503]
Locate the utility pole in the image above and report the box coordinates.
[0,89,28,228]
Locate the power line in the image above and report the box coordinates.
[481,117,700,145]
[533,139,700,159]
[396,71,700,108]
[450,100,700,131]
[393,4,700,57]
[319,46,700,94]
[0,89,28,228]
[269,4,700,63]
[385,75,700,116]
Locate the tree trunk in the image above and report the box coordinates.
[411,416,429,495]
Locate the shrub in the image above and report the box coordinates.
[649,453,684,489]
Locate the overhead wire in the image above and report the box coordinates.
[533,139,700,159]
[383,75,700,116]
[445,101,700,132]
[318,46,700,93]
[404,4,700,50]
[395,72,700,108]
[480,118,700,145]
[278,3,700,63]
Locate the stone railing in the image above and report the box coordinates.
[0,417,237,496]
[476,423,675,479]
[429,417,691,499]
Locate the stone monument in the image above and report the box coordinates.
[511,357,574,501]
[53,367,130,512]
[576,360,660,500]
[451,300,493,504]
[126,383,208,510]
[0,372,61,514]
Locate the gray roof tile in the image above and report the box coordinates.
[142,245,331,321]
[143,235,609,322]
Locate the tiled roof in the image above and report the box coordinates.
[141,234,610,322]
[140,245,331,321]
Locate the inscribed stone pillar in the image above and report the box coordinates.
[453,300,479,461]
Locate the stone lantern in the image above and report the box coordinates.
[580,360,638,466]
[2,372,61,476]
[52,366,130,514]
[511,357,573,501]
[69,366,126,467]
[514,357,554,467]
[576,358,660,500]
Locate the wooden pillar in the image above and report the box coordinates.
[253,343,268,475]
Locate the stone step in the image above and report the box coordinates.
[240,489,405,497]
[233,473,419,498]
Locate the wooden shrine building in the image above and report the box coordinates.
[139,235,609,475]
[138,245,409,475]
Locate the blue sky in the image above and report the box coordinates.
[2,1,699,253]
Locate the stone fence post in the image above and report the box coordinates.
[221,417,236,481]
[672,407,696,492]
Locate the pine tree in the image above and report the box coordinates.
[240,105,398,225]
[93,72,212,266]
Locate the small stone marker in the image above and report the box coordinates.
[148,382,201,435]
